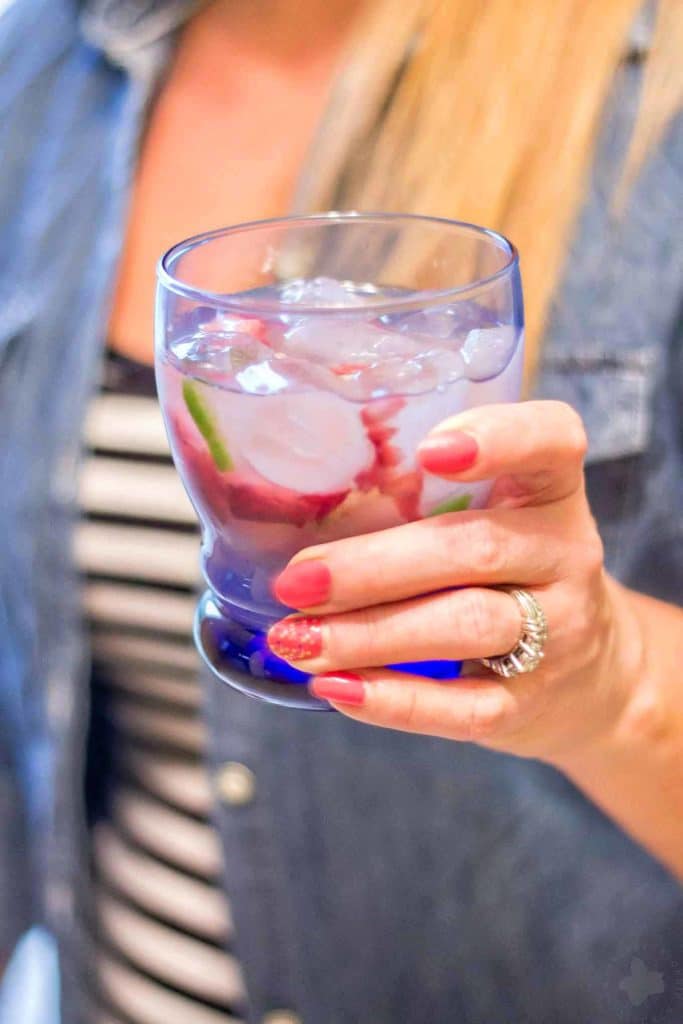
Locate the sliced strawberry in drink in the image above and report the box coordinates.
[240,317,267,341]
[171,411,348,528]
[354,464,377,492]
[384,469,423,521]
[171,412,233,518]
[365,421,397,446]
[225,472,348,526]
[241,392,374,496]
[377,442,402,468]
[331,362,367,376]
[357,395,423,519]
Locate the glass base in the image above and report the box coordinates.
[195,590,463,710]
[195,591,332,709]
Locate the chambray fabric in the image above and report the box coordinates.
[0,1,681,1022]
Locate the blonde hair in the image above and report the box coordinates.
[295,0,682,384]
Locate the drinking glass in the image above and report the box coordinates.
[155,213,523,710]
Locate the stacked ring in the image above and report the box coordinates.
[480,588,548,679]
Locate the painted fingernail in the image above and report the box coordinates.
[418,430,479,474]
[273,560,331,608]
[310,672,365,706]
[267,617,323,661]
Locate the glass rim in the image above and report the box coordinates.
[157,211,520,317]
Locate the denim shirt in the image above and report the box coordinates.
[0,2,681,1022]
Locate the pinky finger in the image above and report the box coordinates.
[309,669,522,744]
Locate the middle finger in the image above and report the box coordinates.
[266,585,529,673]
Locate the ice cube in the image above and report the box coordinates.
[171,329,293,394]
[371,333,425,358]
[278,276,370,307]
[382,301,496,340]
[283,318,422,368]
[461,326,519,382]
[197,314,266,340]
[170,331,271,378]
[171,332,230,368]
[422,347,467,386]
[462,326,524,407]
[387,307,460,340]
[235,360,290,395]
[360,355,439,396]
[241,392,374,494]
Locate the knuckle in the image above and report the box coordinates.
[566,520,604,581]
[463,692,510,742]
[561,406,589,460]
[334,606,388,667]
[464,520,501,575]
[391,685,421,731]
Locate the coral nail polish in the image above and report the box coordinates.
[267,617,323,662]
[273,560,331,608]
[310,672,365,706]
[417,430,479,475]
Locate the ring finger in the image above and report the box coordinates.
[266,585,542,674]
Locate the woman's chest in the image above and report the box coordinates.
[109,33,340,362]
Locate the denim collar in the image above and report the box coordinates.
[80,0,200,75]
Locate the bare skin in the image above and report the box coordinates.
[109,0,365,362]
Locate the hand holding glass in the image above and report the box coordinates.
[155,213,524,709]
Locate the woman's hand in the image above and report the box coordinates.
[267,401,647,763]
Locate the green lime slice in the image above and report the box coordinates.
[427,492,472,516]
[182,380,234,472]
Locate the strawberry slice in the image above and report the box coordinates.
[171,412,348,528]
[225,474,348,526]
[384,469,423,521]
[356,396,423,518]
[172,413,233,520]
[331,362,367,376]
[377,442,402,468]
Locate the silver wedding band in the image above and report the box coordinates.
[480,587,548,679]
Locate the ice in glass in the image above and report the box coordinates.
[156,215,524,708]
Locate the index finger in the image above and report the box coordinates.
[417,400,588,507]
[272,505,565,613]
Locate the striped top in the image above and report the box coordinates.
[77,350,247,1024]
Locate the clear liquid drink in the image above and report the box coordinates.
[156,215,524,708]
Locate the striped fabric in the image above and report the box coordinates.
[78,351,246,1024]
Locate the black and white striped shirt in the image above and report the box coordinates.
[78,351,246,1024]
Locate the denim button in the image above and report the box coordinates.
[214,762,256,806]
[262,1013,302,1024]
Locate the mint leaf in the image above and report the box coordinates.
[182,380,234,472]
[427,492,472,516]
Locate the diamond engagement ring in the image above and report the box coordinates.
[480,588,548,679]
